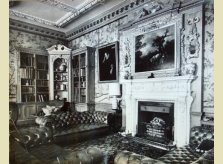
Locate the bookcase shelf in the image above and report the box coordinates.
[47,44,72,101]
[18,52,49,103]
[72,47,95,111]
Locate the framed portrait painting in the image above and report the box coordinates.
[98,42,119,83]
[135,24,175,74]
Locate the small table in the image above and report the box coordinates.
[108,111,122,132]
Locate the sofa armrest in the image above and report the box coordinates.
[191,148,214,164]
[190,126,214,146]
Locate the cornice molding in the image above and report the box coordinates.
[66,0,147,40]
[36,0,77,13]
[10,9,57,27]
[66,0,204,41]
[58,0,105,27]
[9,18,67,41]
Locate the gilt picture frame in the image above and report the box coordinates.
[134,24,176,76]
[98,42,119,83]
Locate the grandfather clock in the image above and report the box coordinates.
[47,44,72,102]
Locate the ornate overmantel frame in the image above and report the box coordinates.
[119,10,184,80]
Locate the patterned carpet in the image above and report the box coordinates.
[61,133,168,163]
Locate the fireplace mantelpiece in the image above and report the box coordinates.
[121,75,196,147]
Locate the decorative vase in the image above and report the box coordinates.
[58,59,67,72]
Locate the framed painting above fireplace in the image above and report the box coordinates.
[135,24,175,73]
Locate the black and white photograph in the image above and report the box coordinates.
[8,0,215,164]
[98,42,118,82]
[135,25,175,73]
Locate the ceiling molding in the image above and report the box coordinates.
[9,18,67,41]
[58,0,106,27]
[9,0,106,28]
[65,0,203,41]
[66,0,148,40]
[36,0,77,13]
[9,0,203,42]
[10,9,57,27]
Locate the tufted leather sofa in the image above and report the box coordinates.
[49,110,110,144]
[158,126,214,163]
[10,110,110,163]
[11,110,110,147]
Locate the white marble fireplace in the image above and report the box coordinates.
[122,75,195,147]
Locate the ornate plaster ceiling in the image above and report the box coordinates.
[9,0,110,30]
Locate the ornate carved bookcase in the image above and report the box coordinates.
[47,44,72,102]
[71,47,95,112]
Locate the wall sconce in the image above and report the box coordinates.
[109,83,121,110]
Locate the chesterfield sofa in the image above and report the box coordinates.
[114,126,214,164]
[11,110,111,147]
[10,109,111,163]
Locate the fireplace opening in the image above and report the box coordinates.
[137,101,174,144]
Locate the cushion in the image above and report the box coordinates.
[195,139,214,154]
[42,105,61,116]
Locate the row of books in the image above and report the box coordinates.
[80,57,86,67]
[36,55,48,64]
[37,94,49,102]
[21,79,34,86]
[37,87,49,92]
[20,54,34,67]
[22,94,35,102]
[36,63,48,70]
[72,57,79,68]
[36,80,48,87]
[20,68,35,79]
[73,88,79,102]
[36,71,48,79]
[21,86,35,93]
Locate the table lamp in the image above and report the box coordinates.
[109,83,121,110]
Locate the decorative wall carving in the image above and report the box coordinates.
[185,16,201,59]
[182,63,197,75]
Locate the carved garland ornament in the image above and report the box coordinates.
[185,17,200,59]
